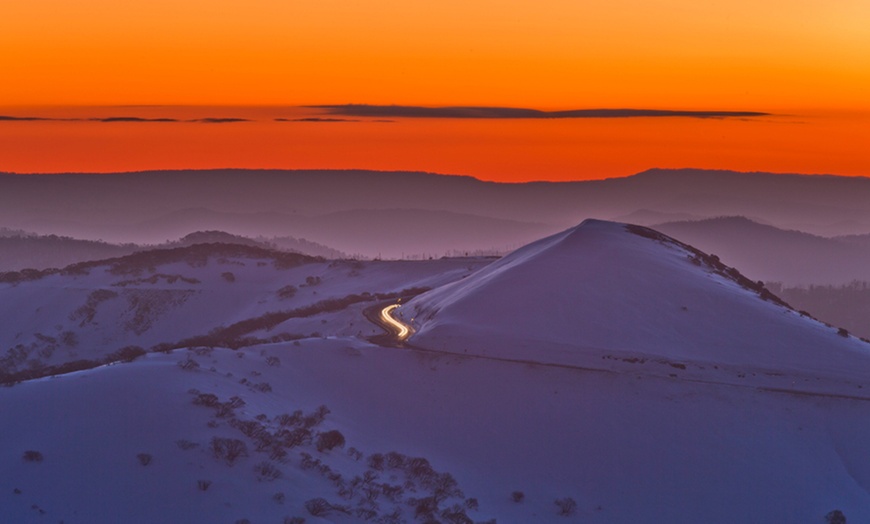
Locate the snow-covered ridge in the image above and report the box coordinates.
[401,219,870,394]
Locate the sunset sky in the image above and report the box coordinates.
[1,0,868,180]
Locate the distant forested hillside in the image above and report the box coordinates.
[769,281,870,340]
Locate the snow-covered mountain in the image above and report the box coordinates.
[3,225,870,523]
[401,220,870,394]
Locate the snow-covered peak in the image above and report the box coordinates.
[401,219,870,389]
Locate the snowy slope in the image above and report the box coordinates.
[0,244,490,380]
[4,338,870,523]
[400,220,870,395]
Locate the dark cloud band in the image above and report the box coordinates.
[309,105,770,119]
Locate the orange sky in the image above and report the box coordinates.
[1,1,869,180]
[3,0,868,109]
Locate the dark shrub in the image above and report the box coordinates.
[368,453,385,471]
[511,491,525,503]
[254,461,283,481]
[277,285,298,299]
[826,510,847,524]
[178,358,200,371]
[192,393,220,407]
[22,450,43,463]
[137,453,152,466]
[316,430,346,452]
[210,437,248,466]
[176,439,199,450]
[304,498,348,517]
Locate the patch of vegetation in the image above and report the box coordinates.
[69,289,119,327]
[277,285,298,299]
[112,273,201,286]
[0,343,148,385]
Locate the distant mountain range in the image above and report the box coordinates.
[4,168,870,258]
[652,216,870,285]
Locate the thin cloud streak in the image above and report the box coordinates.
[276,117,361,122]
[0,115,51,121]
[0,115,252,123]
[310,105,771,119]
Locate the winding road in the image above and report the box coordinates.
[379,304,412,341]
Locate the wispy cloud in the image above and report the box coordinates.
[0,115,251,123]
[310,105,771,119]
[191,118,251,124]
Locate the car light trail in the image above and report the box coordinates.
[381,304,412,340]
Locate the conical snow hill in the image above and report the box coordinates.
[400,219,870,393]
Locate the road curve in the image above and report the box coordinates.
[380,304,412,341]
